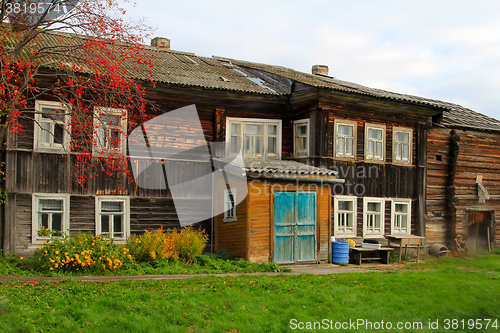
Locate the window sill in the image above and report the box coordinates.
[223,217,238,223]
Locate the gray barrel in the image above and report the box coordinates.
[429,244,449,257]
[332,239,350,264]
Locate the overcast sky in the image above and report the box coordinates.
[121,0,500,121]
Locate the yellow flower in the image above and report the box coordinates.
[49,268,53,270]
[20,257,23,260]
[55,251,59,255]
[55,264,59,268]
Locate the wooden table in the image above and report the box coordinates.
[386,235,425,263]
[350,247,394,265]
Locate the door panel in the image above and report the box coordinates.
[273,191,317,263]
[273,192,295,264]
[296,192,317,261]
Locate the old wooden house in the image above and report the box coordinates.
[1,31,498,261]
[426,104,500,251]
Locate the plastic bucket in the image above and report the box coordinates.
[332,239,350,264]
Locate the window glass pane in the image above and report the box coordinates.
[244,136,254,154]
[367,202,380,212]
[54,123,64,144]
[345,138,353,155]
[230,136,241,154]
[40,199,63,211]
[369,128,382,140]
[339,124,353,136]
[337,137,345,155]
[40,213,49,229]
[101,215,110,233]
[268,124,277,135]
[245,124,263,135]
[231,123,241,135]
[339,201,353,211]
[114,215,123,235]
[300,137,307,151]
[403,145,409,160]
[268,137,276,154]
[42,107,64,121]
[297,124,307,135]
[40,122,51,143]
[400,215,408,229]
[396,132,409,143]
[367,141,374,156]
[102,201,123,212]
[395,203,407,213]
[255,136,263,155]
[102,114,121,126]
[376,142,383,157]
[52,213,62,231]
[396,145,402,160]
[109,128,121,148]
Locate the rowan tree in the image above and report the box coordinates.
[0,0,155,195]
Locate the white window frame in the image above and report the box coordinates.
[95,196,130,242]
[393,127,413,165]
[334,119,357,159]
[365,123,386,162]
[362,197,385,237]
[391,199,412,235]
[33,100,70,153]
[333,195,357,237]
[93,107,128,156]
[223,188,237,222]
[293,119,310,157]
[226,117,282,159]
[32,193,70,244]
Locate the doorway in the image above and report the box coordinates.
[273,191,317,263]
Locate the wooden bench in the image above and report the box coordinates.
[350,247,394,265]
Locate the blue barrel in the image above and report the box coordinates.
[332,239,350,264]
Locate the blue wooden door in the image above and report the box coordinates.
[273,191,317,263]
[296,192,317,261]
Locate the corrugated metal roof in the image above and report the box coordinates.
[214,157,338,177]
[33,32,286,95]
[30,31,500,132]
[214,56,500,132]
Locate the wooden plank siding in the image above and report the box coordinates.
[426,127,500,247]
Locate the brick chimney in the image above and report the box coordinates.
[312,65,329,76]
[151,37,170,50]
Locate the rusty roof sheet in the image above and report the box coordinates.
[33,31,285,95]
[214,56,500,132]
[214,157,338,177]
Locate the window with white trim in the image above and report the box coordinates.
[224,188,237,222]
[334,196,357,236]
[226,118,281,159]
[391,199,411,235]
[393,127,412,164]
[335,120,356,159]
[95,196,130,241]
[93,107,127,155]
[365,124,385,162]
[293,119,309,157]
[34,100,70,152]
[363,197,385,236]
[32,194,70,243]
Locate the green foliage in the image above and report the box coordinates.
[126,226,208,263]
[173,226,208,263]
[1,254,499,332]
[126,227,175,262]
[33,231,131,273]
[492,247,500,255]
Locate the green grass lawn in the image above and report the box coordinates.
[1,254,499,332]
